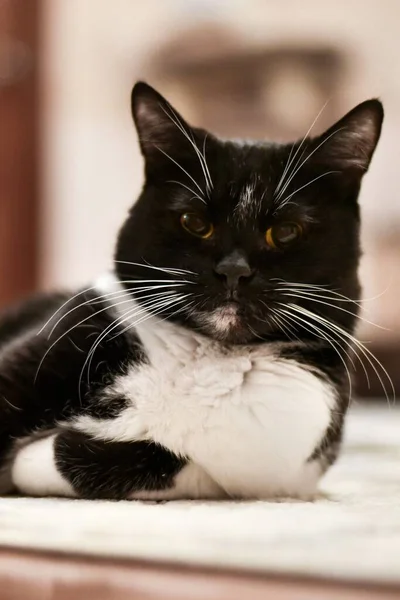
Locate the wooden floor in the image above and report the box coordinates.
[0,549,399,600]
[0,406,399,598]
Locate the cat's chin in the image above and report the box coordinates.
[191,304,257,344]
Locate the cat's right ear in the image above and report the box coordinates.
[131,82,194,170]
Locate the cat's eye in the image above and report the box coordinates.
[265,222,303,249]
[180,213,214,239]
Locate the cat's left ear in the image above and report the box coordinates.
[131,81,198,169]
[311,99,384,175]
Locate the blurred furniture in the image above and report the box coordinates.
[148,26,345,140]
[0,0,40,308]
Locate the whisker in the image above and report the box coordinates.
[2,395,22,412]
[119,298,195,340]
[81,294,189,397]
[274,143,296,198]
[278,291,388,331]
[274,171,338,212]
[115,259,196,276]
[269,311,292,340]
[167,180,205,204]
[110,294,188,339]
[160,104,213,194]
[34,296,140,384]
[155,146,206,201]
[247,324,267,341]
[271,280,363,306]
[286,303,395,404]
[277,306,357,371]
[276,306,355,401]
[275,127,346,202]
[275,288,361,306]
[47,286,183,338]
[37,285,99,336]
[274,100,329,197]
[279,305,367,407]
[38,263,195,336]
[81,293,184,387]
[202,134,213,192]
[269,307,301,342]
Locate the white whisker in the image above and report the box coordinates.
[110,294,188,340]
[34,296,141,384]
[167,180,205,204]
[274,100,329,197]
[37,286,98,336]
[275,127,345,202]
[39,262,195,337]
[278,290,388,331]
[160,104,213,194]
[269,307,301,342]
[154,145,205,199]
[80,293,184,387]
[272,280,363,306]
[47,286,184,338]
[115,259,196,276]
[274,171,338,212]
[276,306,354,402]
[202,134,213,192]
[119,297,195,340]
[41,290,179,382]
[285,303,395,404]
[81,294,189,397]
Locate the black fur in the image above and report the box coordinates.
[0,82,384,499]
[55,431,186,500]
[117,85,383,348]
[0,290,149,493]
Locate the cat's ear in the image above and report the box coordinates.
[311,99,384,174]
[131,81,195,167]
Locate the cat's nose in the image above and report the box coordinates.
[214,251,254,290]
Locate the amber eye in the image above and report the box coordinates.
[180,213,214,239]
[265,222,303,249]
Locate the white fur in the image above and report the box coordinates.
[69,274,336,500]
[234,181,257,221]
[199,304,240,336]
[131,463,227,500]
[12,435,75,497]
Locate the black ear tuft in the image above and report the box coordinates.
[131,81,194,167]
[312,99,384,173]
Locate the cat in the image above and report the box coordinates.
[0,82,385,500]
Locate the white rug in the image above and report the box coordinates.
[0,404,399,584]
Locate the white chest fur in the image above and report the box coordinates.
[75,277,336,499]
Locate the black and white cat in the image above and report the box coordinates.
[0,83,385,500]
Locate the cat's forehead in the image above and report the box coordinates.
[169,136,317,225]
[231,174,268,223]
[212,140,290,205]
[207,143,293,223]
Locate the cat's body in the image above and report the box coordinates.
[2,274,338,500]
[0,83,384,500]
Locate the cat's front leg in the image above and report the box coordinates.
[11,428,224,500]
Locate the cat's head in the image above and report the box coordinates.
[115,82,383,344]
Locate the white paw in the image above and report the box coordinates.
[12,434,75,497]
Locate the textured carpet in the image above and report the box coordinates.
[0,405,399,584]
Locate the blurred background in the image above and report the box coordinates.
[0,0,399,397]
